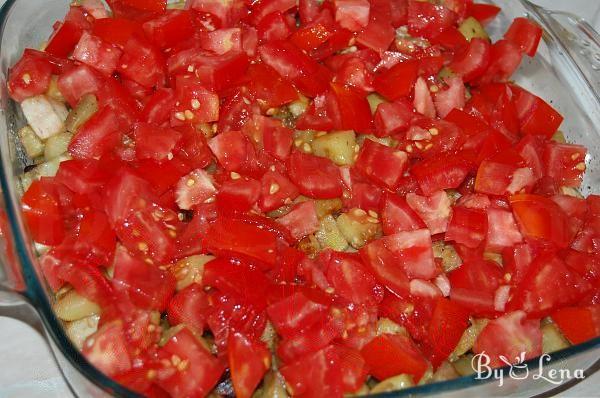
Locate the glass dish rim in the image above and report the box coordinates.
[0,0,598,397]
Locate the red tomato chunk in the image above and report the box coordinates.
[10,0,600,397]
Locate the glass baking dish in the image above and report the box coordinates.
[0,0,599,397]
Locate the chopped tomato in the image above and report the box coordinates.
[228,332,271,398]
[544,142,587,188]
[382,229,438,280]
[445,206,487,249]
[8,51,53,102]
[354,139,408,190]
[277,201,320,241]
[267,291,329,338]
[45,21,83,57]
[280,346,343,397]
[473,311,542,367]
[510,194,571,248]
[552,305,600,345]
[406,191,452,235]
[73,32,123,75]
[288,151,344,199]
[22,178,65,245]
[69,106,122,159]
[156,328,225,398]
[427,297,470,366]
[360,239,411,297]
[82,321,132,377]
[449,38,490,82]
[325,251,384,305]
[373,60,419,101]
[361,333,429,381]
[381,192,426,235]
[504,17,543,57]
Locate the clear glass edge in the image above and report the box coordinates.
[0,0,597,397]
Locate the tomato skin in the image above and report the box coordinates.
[8,51,53,102]
[330,82,373,133]
[412,154,471,196]
[515,90,564,138]
[354,139,408,190]
[510,194,571,248]
[69,106,122,159]
[288,151,344,199]
[46,21,84,57]
[143,10,195,49]
[474,311,542,368]
[156,328,225,398]
[445,206,487,249]
[267,291,329,338]
[466,3,500,25]
[427,297,470,367]
[21,178,65,245]
[504,17,543,57]
[373,60,419,101]
[203,217,279,266]
[477,39,523,84]
[228,332,271,398]
[552,305,600,345]
[361,333,429,381]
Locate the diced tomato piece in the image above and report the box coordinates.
[143,10,195,49]
[57,64,103,107]
[276,201,319,241]
[552,305,600,345]
[515,90,564,138]
[288,151,344,199]
[504,17,543,57]
[381,192,426,235]
[354,139,408,190]
[118,35,164,88]
[373,60,419,101]
[510,194,571,248]
[208,131,253,172]
[167,285,210,332]
[175,169,217,211]
[267,291,329,338]
[334,0,370,32]
[68,106,122,159]
[247,63,298,109]
[382,229,437,280]
[91,18,142,49]
[406,191,451,235]
[509,253,590,316]
[408,0,456,39]
[216,178,261,214]
[330,82,373,133]
[445,206,487,249]
[360,239,411,297]
[412,154,471,196]
[334,344,369,394]
[22,178,65,245]
[259,41,331,97]
[427,297,470,366]
[73,32,123,75]
[280,346,343,397]
[277,316,344,362]
[112,246,175,311]
[374,99,414,137]
[449,38,490,82]
[486,207,523,252]
[82,321,132,377]
[46,21,83,58]
[361,333,429,381]
[228,332,271,398]
[8,51,53,102]
[325,252,383,305]
[356,10,395,53]
[156,328,225,398]
[544,142,587,188]
[433,76,465,118]
[203,217,279,266]
[258,170,299,212]
[466,3,500,25]
[133,123,180,161]
[473,311,542,367]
